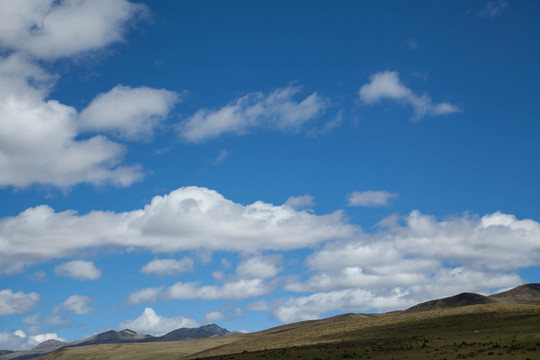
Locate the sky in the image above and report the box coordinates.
[0,0,539,351]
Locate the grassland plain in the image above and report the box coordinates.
[39,303,540,360]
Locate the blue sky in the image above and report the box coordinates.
[0,0,539,350]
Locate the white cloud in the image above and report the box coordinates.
[359,71,461,121]
[126,286,164,305]
[0,289,40,316]
[285,194,315,209]
[142,258,194,276]
[0,55,143,189]
[178,85,328,142]
[236,255,282,279]
[165,278,272,301]
[346,190,398,207]
[119,307,198,336]
[0,330,65,351]
[215,149,230,164]
[269,210,537,322]
[480,1,508,18]
[203,307,243,324]
[78,85,180,140]
[0,186,353,274]
[0,1,160,188]
[204,310,224,323]
[55,295,94,315]
[0,0,146,59]
[54,260,102,280]
[269,288,410,323]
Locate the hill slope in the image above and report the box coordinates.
[489,283,540,304]
[405,292,498,313]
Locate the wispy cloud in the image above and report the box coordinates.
[479,1,508,18]
[347,190,398,207]
[214,149,231,164]
[359,71,461,121]
[54,295,94,315]
[178,85,329,142]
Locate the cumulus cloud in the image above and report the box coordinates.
[178,85,328,142]
[346,190,398,207]
[204,310,224,323]
[78,85,180,140]
[285,194,315,209]
[119,307,197,336]
[0,0,146,59]
[359,71,461,121]
[54,260,102,280]
[203,307,243,324]
[165,278,272,301]
[142,257,194,276]
[236,255,282,279]
[0,55,143,189]
[269,210,538,322]
[268,288,409,323]
[0,186,353,274]
[0,289,40,316]
[55,295,94,315]
[0,1,172,188]
[0,330,65,351]
[126,286,165,305]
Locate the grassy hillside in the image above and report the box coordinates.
[38,335,246,360]
[40,303,540,360]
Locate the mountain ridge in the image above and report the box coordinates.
[0,324,230,360]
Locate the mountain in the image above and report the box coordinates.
[405,292,498,313]
[158,324,230,342]
[0,324,229,360]
[489,283,540,304]
[31,340,66,353]
[0,339,66,360]
[405,283,540,313]
[69,329,155,347]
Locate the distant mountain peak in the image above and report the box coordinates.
[158,324,230,342]
[489,283,540,304]
[31,339,66,352]
[405,292,497,313]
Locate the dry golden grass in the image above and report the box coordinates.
[39,334,247,360]
[184,303,540,359]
